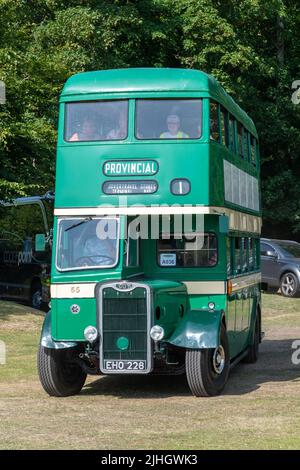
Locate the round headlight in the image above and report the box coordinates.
[84,326,98,343]
[208,301,215,310]
[150,325,165,342]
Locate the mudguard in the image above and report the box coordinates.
[167,309,224,349]
[40,311,77,349]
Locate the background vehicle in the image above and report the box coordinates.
[0,192,54,309]
[261,237,300,297]
[38,68,262,398]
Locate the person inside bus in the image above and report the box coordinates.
[79,235,116,266]
[106,111,127,140]
[208,250,217,266]
[69,117,101,141]
[160,114,189,139]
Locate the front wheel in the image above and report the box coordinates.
[280,272,299,297]
[38,344,87,397]
[185,323,230,397]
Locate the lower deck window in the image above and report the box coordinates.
[157,233,217,267]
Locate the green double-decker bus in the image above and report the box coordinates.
[38,68,262,397]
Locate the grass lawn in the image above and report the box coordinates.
[0,294,300,450]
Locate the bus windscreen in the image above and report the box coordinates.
[56,217,119,271]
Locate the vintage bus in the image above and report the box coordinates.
[0,192,54,309]
[38,68,262,397]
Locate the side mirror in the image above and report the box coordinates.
[35,234,46,252]
[266,250,277,258]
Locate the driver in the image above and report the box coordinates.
[81,236,116,266]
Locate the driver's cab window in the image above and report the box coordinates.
[124,219,141,268]
[56,217,119,271]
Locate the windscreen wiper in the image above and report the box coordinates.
[65,216,93,232]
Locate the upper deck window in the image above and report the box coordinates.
[250,135,257,166]
[135,99,202,140]
[65,100,128,142]
[237,122,244,158]
[220,107,229,147]
[210,101,220,142]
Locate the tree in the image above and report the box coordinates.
[0,0,300,237]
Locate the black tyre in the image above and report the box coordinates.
[38,344,87,397]
[185,323,230,397]
[243,312,260,364]
[280,272,299,297]
[31,286,43,309]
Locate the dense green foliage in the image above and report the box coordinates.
[0,0,300,237]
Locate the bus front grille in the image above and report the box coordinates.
[99,283,151,373]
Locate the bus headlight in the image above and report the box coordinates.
[208,302,215,310]
[150,325,165,342]
[84,326,98,343]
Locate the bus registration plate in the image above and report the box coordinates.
[104,360,146,371]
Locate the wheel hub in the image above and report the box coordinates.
[282,275,295,295]
[32,290,42,309]
[212,345,225,374]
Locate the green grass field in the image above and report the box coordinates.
[0,294,300,450]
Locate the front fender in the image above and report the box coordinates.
[40,311,77,349]
[279,265,300,284]
[166,309,223,349]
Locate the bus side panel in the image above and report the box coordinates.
[51,297,97,341]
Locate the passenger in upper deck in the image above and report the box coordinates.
[69,117,102,141]
[106,112,127,140]
[160,114,189,139]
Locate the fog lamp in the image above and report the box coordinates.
[150,325,165,342]
[84,326,98,343]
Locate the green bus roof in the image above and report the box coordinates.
[61,68,257,136]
